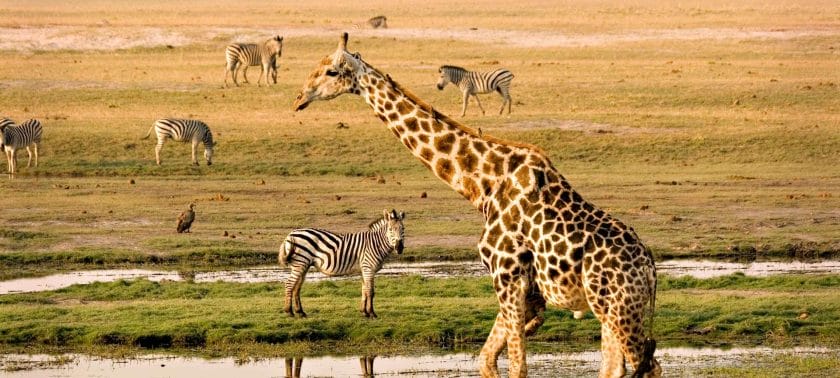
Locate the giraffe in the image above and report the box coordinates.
[293,33,660,378]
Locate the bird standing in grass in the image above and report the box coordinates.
[176,203,196,233]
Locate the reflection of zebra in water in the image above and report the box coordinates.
[279,209,406,318]
[224,35,284,87]
[1,118,42,174]
[436,65,514,116]
[354,15,388,29]
[143,118,215,166]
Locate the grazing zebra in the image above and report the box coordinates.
[354,15,388,29]
[224,35,284,87]
[1,119,42,174]
[279,209,406,318]
[143,118,215,166]
[436,65,514,116]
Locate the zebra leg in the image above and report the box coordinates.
[4,149,12,174]
[361,271,377,318]
[155,141,163,165]
[25,146,33,168]
[473,94,486,115]
[32,143,38,167]
[284,263,308,317]
[191,141,199,166]
[258,65,265,87]
[292,270,308,317]
[242,66,250,84]
[461,91,470,117]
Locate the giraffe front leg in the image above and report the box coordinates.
[479,312,506,378]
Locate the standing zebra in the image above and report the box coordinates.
[279,209,406,318]
[1,118,42,174]
[224,35,284,87]
[143,118,215,166]
[436,65,514,116]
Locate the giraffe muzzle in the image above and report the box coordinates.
[293,93,310,111]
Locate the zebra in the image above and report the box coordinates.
[354,15,388,29]
[143,118,215,166]
[436,65,514,116]
[224,35,284,87]
[279,209,406,318]
[1,118,42,174]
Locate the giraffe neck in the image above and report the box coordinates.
[352,65,535,208]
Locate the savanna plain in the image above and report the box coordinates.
[0,0,838,376]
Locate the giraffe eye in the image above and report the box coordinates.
[325,69,339,77]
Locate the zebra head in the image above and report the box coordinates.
[265,35,284,56]
[382,209,406,254]
[436,65,464,90]
[293,33,363,111]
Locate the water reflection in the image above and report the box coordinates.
[283,356,376,378]
[1,347,836,378]
[2,260,840,295]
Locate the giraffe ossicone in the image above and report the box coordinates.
[294,33,661,378]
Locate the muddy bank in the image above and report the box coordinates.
[3,260,840,295]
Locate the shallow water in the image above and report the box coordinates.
[1,347,835,377]
[2,260,839,295]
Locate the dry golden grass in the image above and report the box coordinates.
[0,1,838,270]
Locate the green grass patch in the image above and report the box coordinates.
[0,274,838,355]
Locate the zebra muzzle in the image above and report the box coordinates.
[395,241,404,254]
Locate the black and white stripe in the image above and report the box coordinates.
[436,65,514,116]
[224,35,284,87]
[279,209,406,318]
[144,118,214,166]
[1,118,42,174]
[353,15,388,29]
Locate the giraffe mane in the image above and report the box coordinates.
[375,67,546,155]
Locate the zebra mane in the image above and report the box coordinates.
[372,66,546,154]
[367,216,387,230]
[439,65,466,73]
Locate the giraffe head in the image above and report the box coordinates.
[293,32,364,111]
[382,209,406,254]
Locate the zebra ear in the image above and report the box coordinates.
[390,209,398,218]
[383,209,390,219]
[352,52,361,60]
[399,211,405,220]
[275,35,283,42]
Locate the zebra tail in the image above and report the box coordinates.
[142,125,154,140]
[278,237,294,267]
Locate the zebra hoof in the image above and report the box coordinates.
[297,311,307,318]
[207,161,212,166]
[193,162,199,166]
